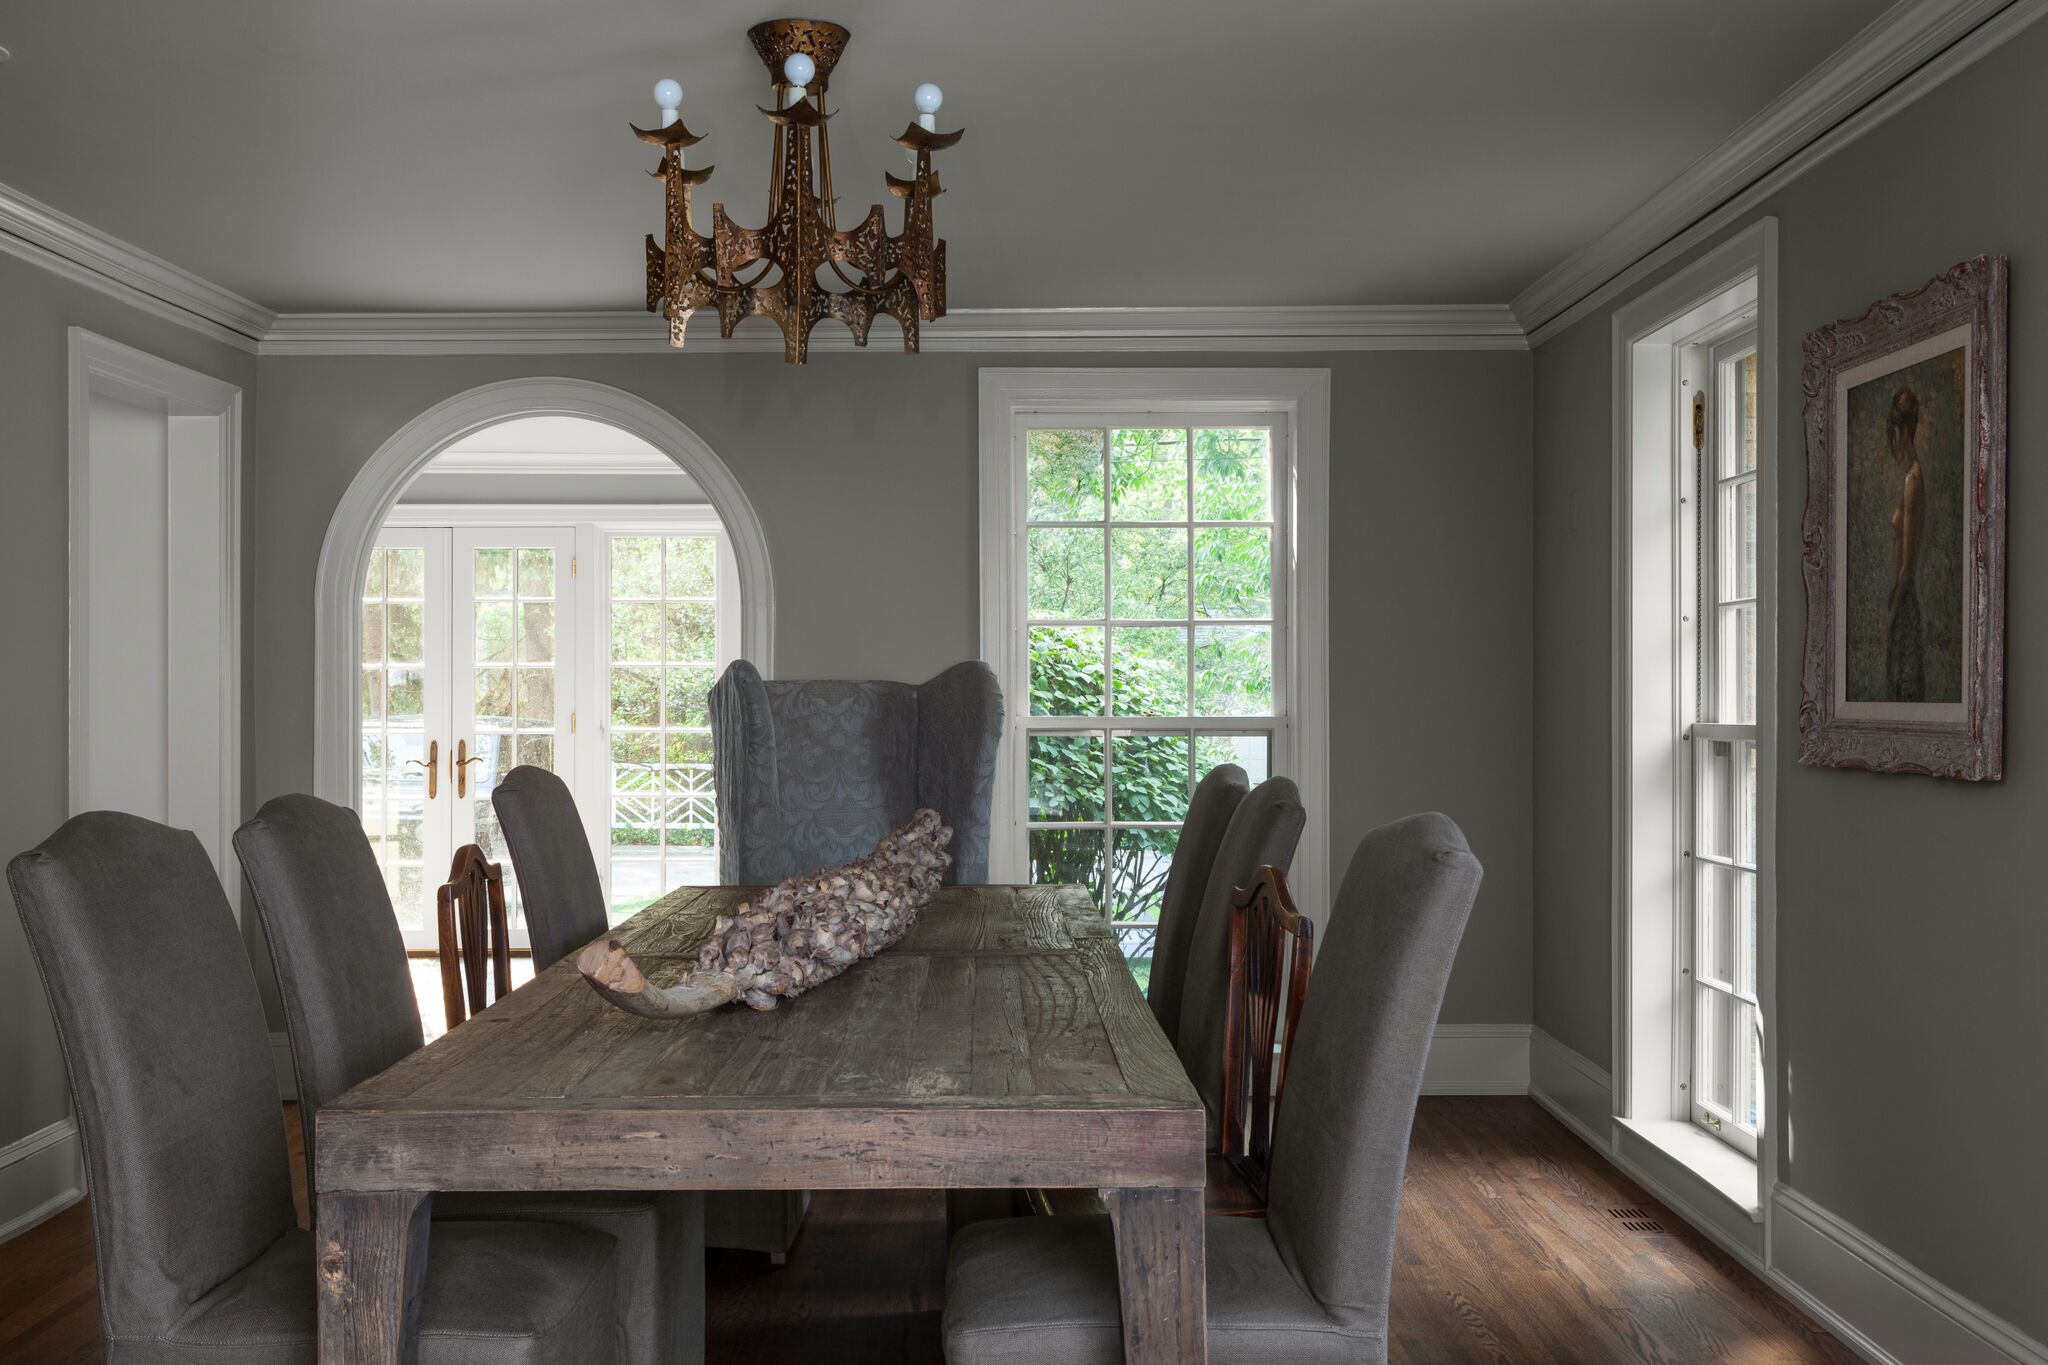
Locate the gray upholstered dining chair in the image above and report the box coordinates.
[1175,775,1307,1148]
[491,764,809,1261]
[235,794,702,1365]
[943,812,1484,1364]
[7,810,622,1365]
[708,658,1003,885]
[1143,762,1251,1041]
[490,763,612,972]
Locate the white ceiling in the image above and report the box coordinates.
[0,0,1892,312]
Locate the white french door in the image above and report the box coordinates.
[362,526,577,948]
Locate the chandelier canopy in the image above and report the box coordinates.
[634,19,961,365]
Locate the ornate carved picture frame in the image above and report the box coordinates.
[1799,255,2008,780]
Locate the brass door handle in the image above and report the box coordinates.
[454,739,486,798]
[406,740,440,799]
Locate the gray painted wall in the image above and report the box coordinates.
[1531,20,2048,1338]
[0,253,258,1149]
[249,349,1536,1033]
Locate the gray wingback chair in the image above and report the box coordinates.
[943,812,1484,1364]
[235,793,703,1365]
[709,659,1003,885]
[8,811,621,1365]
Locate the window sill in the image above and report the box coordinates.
[1615,1117,1761,1222]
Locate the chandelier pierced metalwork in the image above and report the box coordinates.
[634,19,961,365]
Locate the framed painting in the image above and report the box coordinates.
[1799,255,2008,780]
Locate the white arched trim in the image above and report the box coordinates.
[312,377,775,806]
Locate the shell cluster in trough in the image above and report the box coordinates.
[578,809,953,1019]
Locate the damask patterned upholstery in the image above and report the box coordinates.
[710,659,1002,884]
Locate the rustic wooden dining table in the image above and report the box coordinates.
[314,883,1207,1363]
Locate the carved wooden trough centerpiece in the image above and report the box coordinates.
[577,809,953,1017]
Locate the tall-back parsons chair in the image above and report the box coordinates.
[942,812,1484,1364]
[1175,775,1307,1148]
[236,793,702,1365]
[492,765,809,1261]
[1143,762,1250,1041]
[490,764,611,972]
[9,810,622,1365]
[708,658,1002,884]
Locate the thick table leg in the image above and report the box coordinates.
[317,1189,434,1365]
[1106,1186,1206,1364]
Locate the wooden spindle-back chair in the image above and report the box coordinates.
[437,843,511,1032]
[1219,864,1315,1206]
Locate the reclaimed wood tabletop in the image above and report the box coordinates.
[315,884,1207,1364]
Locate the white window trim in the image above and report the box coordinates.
[1611,220,1779,1237]
[977,368,1331,925]
[381,503,737,906]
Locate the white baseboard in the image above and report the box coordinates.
[272,1031,298,1101]
[1421,1022,1531,1095]
[1528,1025,2045,1365]
[1771,1188,2047,1365]
[0,1118,84,1243]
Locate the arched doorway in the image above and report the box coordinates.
[313,383,773,1021]
[313,378,774,808]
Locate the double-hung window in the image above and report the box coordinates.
[1683,334,1765,1156]
[981,373,1334,995]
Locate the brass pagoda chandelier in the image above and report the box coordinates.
[635,18,961,364]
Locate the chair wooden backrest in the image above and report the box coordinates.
[437,843,511,1031]
[1220,864,1314,1204]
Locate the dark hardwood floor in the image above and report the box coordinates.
[0,1097,1855,1364]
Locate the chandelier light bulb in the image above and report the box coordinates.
[914,82,943,114]
[782,52,815,89]
[653,77,683,128]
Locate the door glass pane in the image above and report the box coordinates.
[362,547,432,934]
[468,543,564,925]
[608,534,720,915]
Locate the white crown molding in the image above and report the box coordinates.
[258,304,1529,355]
[1514,0,2043,341]
[0,181,275,351]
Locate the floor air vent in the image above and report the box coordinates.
[1606,1206,1667,1234]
